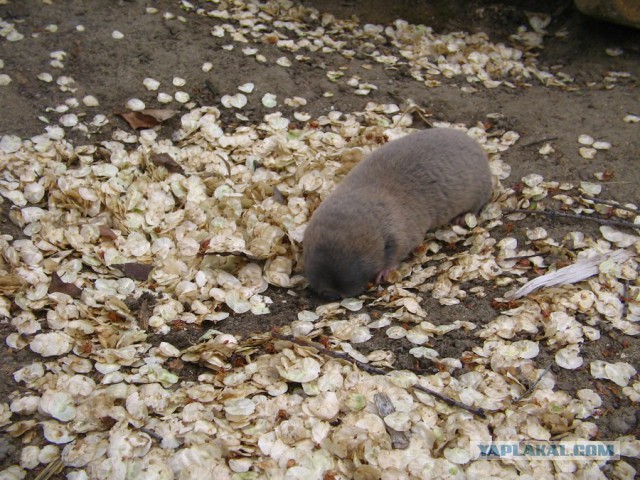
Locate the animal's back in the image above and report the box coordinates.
[334,128,492,229]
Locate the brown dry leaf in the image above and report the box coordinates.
[119,109,178,129]
[119,111,160,129]
[98,225,118,240]
[374,392,410,449]
[142,108,180,122]
[0,274,25,294]
[272,186,286,205]
[114,263,154,281]
[150,153,184,174]
[48,272,83,298]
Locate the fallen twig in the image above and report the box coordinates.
[272,332,487,418]
[141,426,164,443]
[505,208,639,230]
[502,253,544,262]
[521,136,558,148]
[580,195,639,215]
[622,277,631,320]
[412,383,486,418]
[514,364,553,402]
[272,332,388,375]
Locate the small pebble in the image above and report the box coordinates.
[143,78,160,91]
[592,141,611,150]
[82,95,99,107]
[605,47,623,57]
[578,134,594,145]
[157,92,173,103]
[37,73,53,82]
[126,98,145,111]
[579,147,597,159]
[175,91,190,103]
[59,113,78,127]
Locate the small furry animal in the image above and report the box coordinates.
[303,128,492,299]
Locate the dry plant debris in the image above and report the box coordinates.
[0,1,639,479]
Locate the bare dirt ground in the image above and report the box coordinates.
[0,0,639,477]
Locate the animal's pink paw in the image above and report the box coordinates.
[375,268,395,284]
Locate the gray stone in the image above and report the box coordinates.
[575,0,640,29]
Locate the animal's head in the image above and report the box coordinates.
[303,230,385,300]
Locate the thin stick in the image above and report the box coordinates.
[503,254,544,261]
[272,332,487,418]
[505,208,639,230]
[514,364,553,402]
[272,332,388,375]
[521,136,558,147]
[622,278,630,320]
[580,195,639,214]
[141,427,164,443]
[412,383,486,418]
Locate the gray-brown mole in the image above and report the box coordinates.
[303,128,492,299]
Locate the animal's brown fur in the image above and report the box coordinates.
[303,128,492,299]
